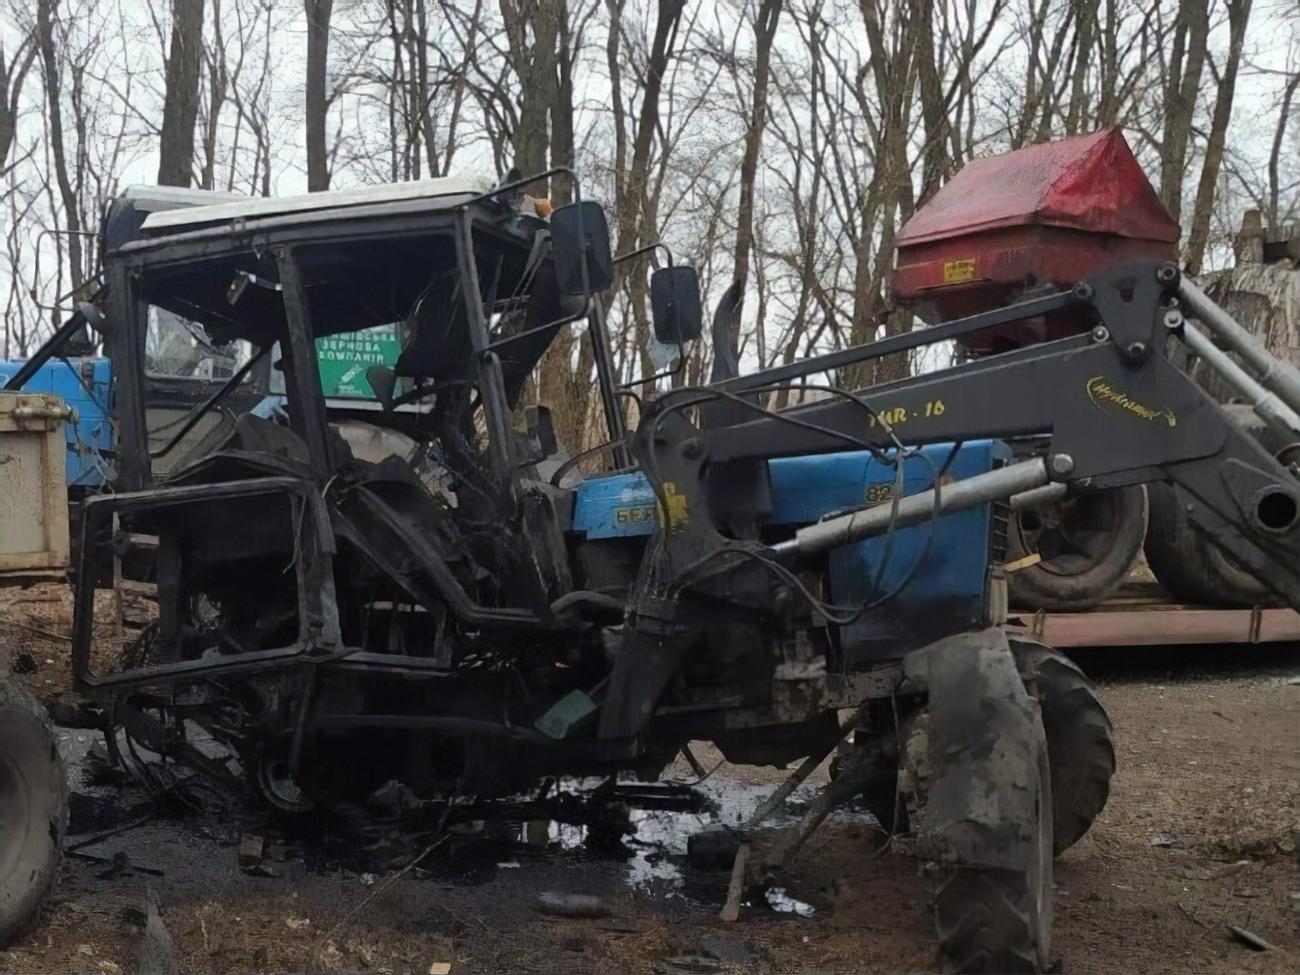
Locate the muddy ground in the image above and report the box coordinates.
[2,583,1298,975]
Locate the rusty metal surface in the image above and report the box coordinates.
[0,393,71,580]
[1005,604,1300,647]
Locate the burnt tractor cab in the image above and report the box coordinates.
[75,175,651,796]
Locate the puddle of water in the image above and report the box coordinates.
[623,806,716,898]
[613,777,879,905]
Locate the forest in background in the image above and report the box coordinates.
[0,0,1297,446]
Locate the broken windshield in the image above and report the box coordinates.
[145,306,254,381]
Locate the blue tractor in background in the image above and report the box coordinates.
[0,356,114,493]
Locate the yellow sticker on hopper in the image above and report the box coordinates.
[943,259,976,283]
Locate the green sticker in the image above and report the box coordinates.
[315,325,401,400]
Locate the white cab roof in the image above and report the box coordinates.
[123,185,250,212]
[139,176,486,233]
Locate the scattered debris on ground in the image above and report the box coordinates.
[2,586,1297,974]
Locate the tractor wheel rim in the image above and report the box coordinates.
[1013,492,1122,577]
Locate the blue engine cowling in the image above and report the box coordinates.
[571,440,1010,662]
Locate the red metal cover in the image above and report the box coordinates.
[896,128,1178,247]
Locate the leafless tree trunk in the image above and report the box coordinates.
[306,0,333,190]
[731,0,782,348]
[1184,0,1252,273]
[0,31,37,175]
[500,0,560,181]
[439,0,481,173]
[1158,0,1209,225]
[839,0,917,389]
[1266,66,1300,231]
[610,0,685,381]
[1063,0,1100,133]
[224,0,277,195]
[198,0,233,189]
[35,0,83,290]
[912,0,949,200]
[158,0,205,186]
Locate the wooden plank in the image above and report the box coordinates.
[719,843,750,923]
[1005,606,1300,647]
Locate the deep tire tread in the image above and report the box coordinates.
[935,869,1041,974]
[1145,479,1271,606]
[901,637,1054,973]
[1010,640,1115,855]
[0,678,67,947]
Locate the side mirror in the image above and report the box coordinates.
[550,201,613,296]
[365,365,397,412]
[650,266,703,344]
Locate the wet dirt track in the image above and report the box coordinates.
[2,585,1298,975]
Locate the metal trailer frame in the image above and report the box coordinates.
[1006,598,1300,647]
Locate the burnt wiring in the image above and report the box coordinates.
[639,381,957,621]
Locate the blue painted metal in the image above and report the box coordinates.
[0,357,114,489]
[570,470,661,538]
[766,441,1005,610]
[571,441,1010,656]
[796,442,1009,658]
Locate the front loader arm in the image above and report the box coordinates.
[703,342,1300,604]
[597,262,1300,739]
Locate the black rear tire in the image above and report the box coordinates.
[1145,478,1273,606]
[0,679,67,947]
[1006,485,1148,611]
[1144,404,1287,607]
[1009,638,1115,855]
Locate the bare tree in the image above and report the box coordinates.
[1264,66,1300,230]
[158,0,205,186]
[731,0,782,348]
[610,0,686,381]
[35,0,84,291]
[198,0,230,189]
[0,28,37,175]
[1158,0,1209,224]
[1184,0,1252,273]
[306,0,333,190]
